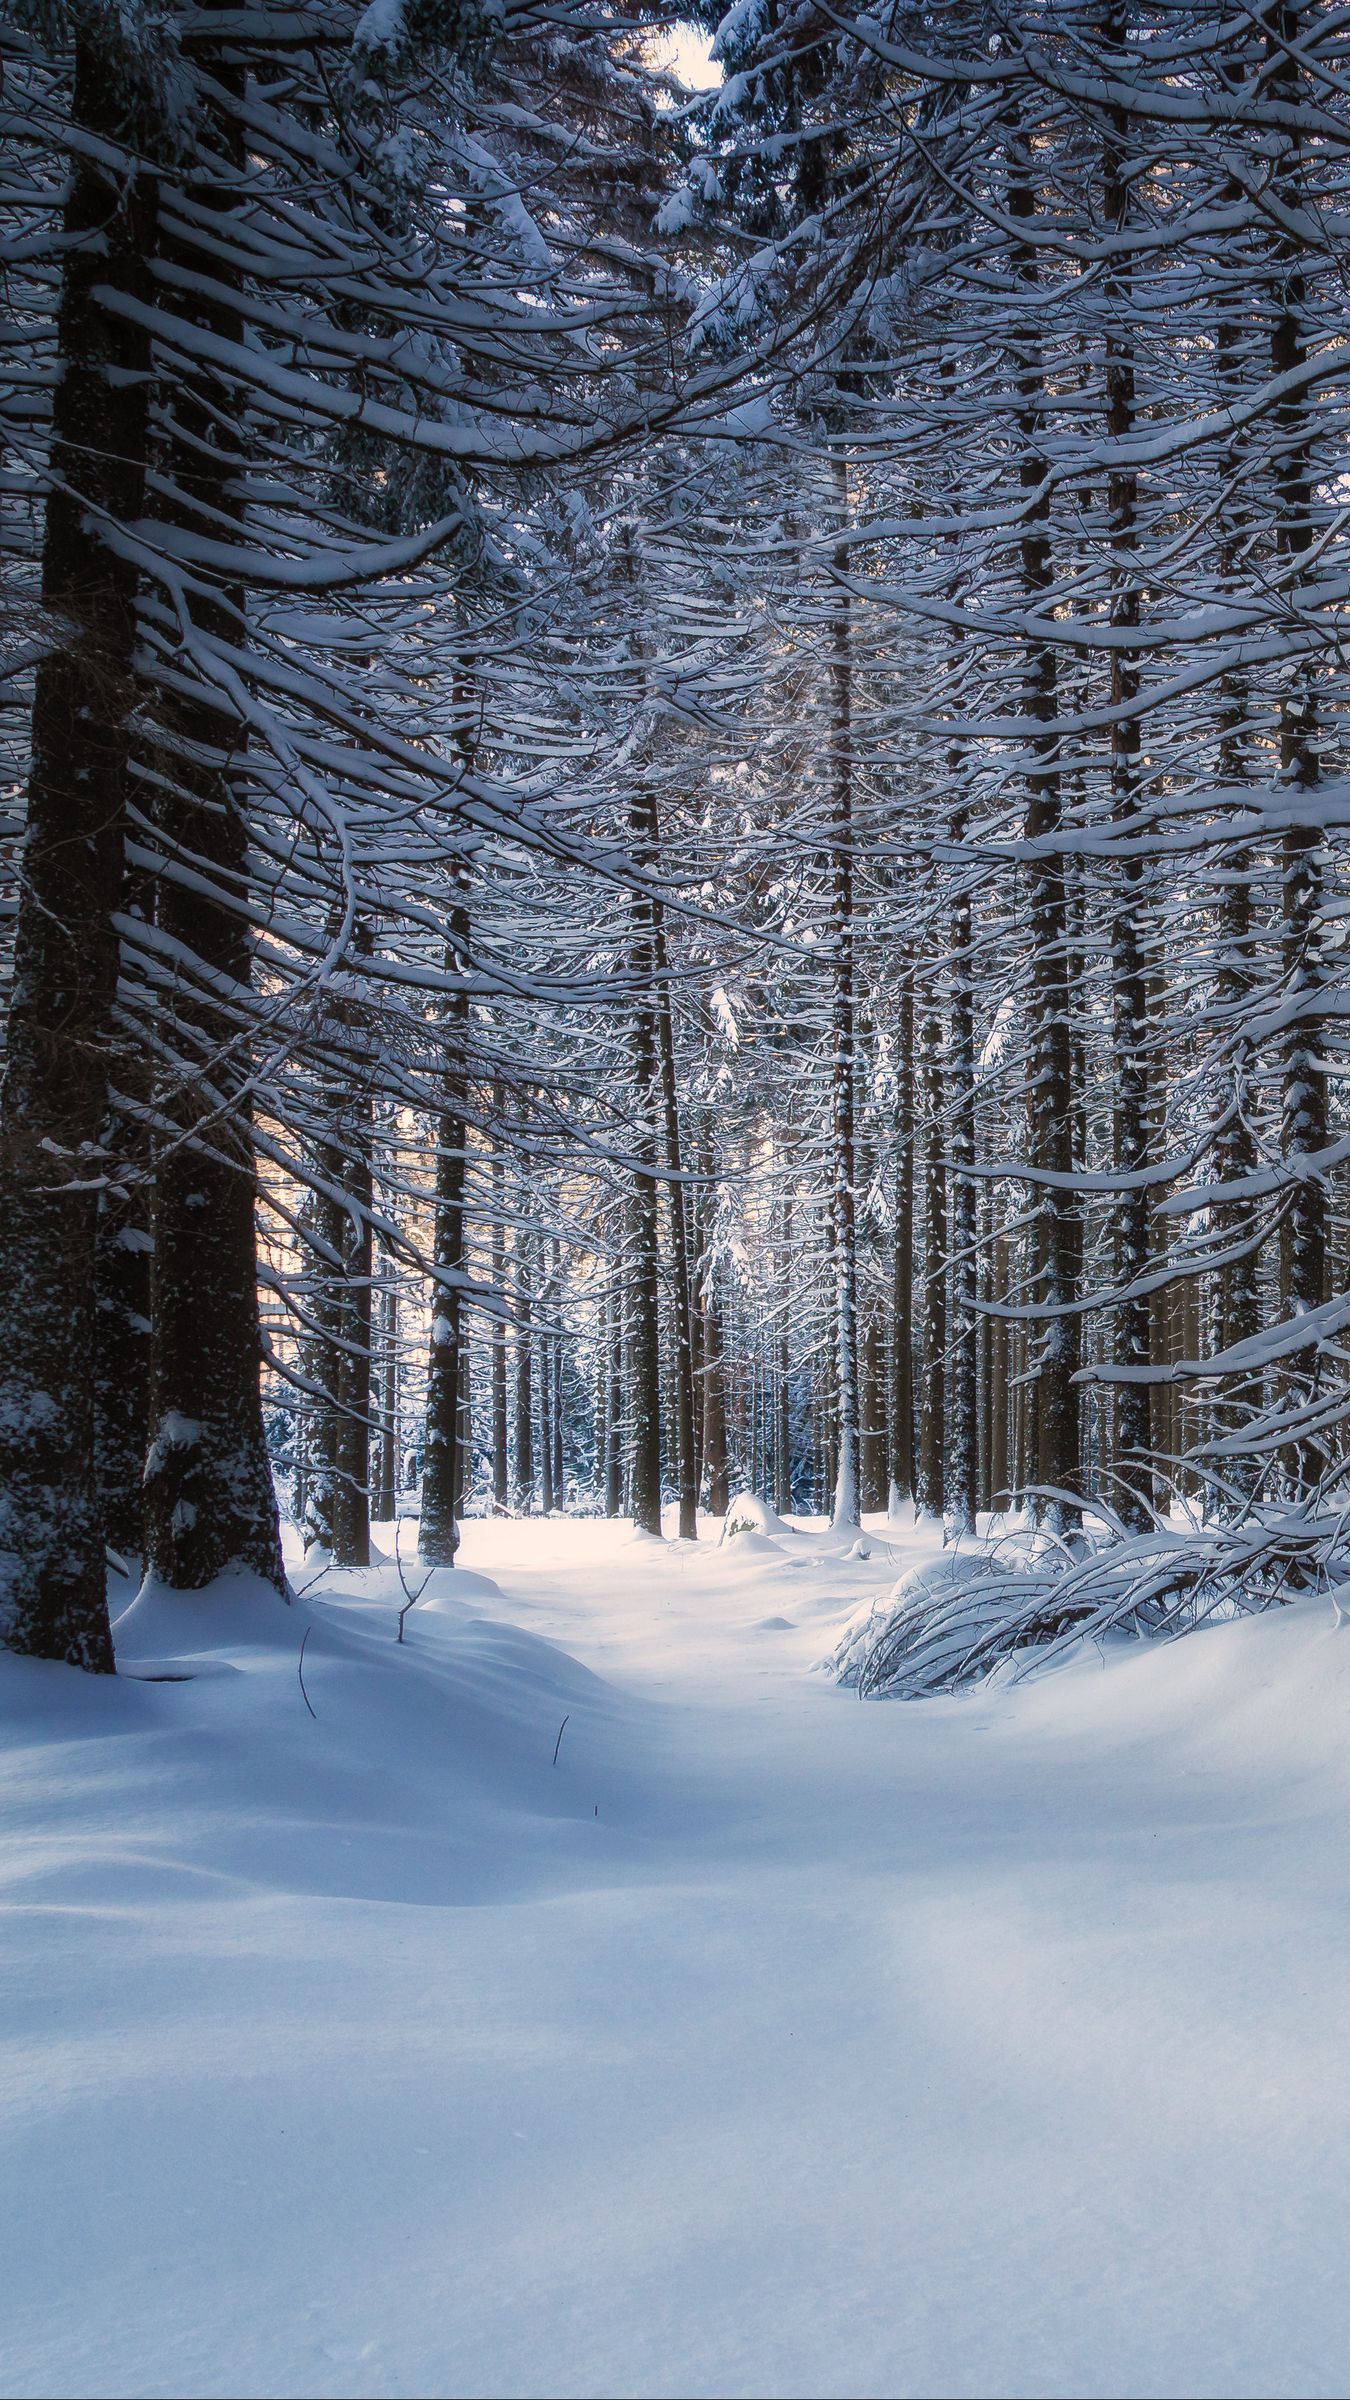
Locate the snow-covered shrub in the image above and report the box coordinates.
[721,1491,794,1543]
[831,1552,1050,1697]
[831,1518,1306,1700]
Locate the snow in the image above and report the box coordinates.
[5,1513,1350,2396]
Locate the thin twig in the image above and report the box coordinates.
[552,1713,569,1767]
[394,1517,433,1643]
[298,1625,317,1721]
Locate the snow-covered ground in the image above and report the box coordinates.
[5,1510,1350,2398]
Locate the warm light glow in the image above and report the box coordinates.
[651,20,722,90]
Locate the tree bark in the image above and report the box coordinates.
[142,70,282,1595]
[917,973,947,1521]
[94,1152,154,1566]
[514,1233,535,1513]
[1268,10,1327,1503]
[1010,142,1082,1536]
[701,1272,730,1516]
[827,457,861,1529]
[888,982,916,1515]
[1102,46,1154,1528]
[491,1142,509,1510]
[0,33,161,1666]
[419,904,470,1565]
[946,862,977,1539]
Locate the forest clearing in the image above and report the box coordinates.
[6,1509,1350,2400]
[7,1,1350,2392]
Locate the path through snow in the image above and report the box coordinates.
[4,1512,1350,2398]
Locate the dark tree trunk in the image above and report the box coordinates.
[627,1163,663,1535]
[0,34,159,1667]
[491,1149,509,1510]
[917,979,947,1521]
[1210,182,1263,1450]
[551,1240,565,1504]
[701,1275,730,1517]
[456,1325,473,1524]
[860,1306,888,1515]
[372,1265,398,1523]
[827,459,860,1529]
[514,1239,535,1512]
[776,1331,793,1515]
[142,75,282,1595]
[604,1278,623,1517]
[1094,31,1154,1528]
[1010,145,1082,1537]
[539,1295,556,1515]
[298,1174,343,1552]
[649,896,698,1539]
[94,1159,154,1565]
[946,857,977,1540]
[628,871,664,1534]
[1268,15,1327,1502]
[330,1187,373,1569]
[420,908,469,1566]
[889,981,916,1515]
[991,1226,1011,1509]
[328,935,374,1571]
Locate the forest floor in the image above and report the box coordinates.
[4,1511,1350,2399]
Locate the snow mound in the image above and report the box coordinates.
[114,1566,297,1658]
[721,1491,793,1543]
[722,1528,786,1557]
[415,1565,504,1615]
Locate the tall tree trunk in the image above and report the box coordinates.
[627,1119,663,1537]
[491,1116,509,1510]
[776,1330,793,1515]
[860,1305,888,1514]
[551,1237,565,1504]
[456,1324,473,1525]
[94,1152,154,1566]
[298,1166,343,1553]
[946,839,977,1540]
[1010,142,1082,1537]
[648,887,698,1538]
[514,1233,535,1513]
[604,1275,624,1516]
[372,1265,398,1522]
[0,34,159,1666]
[828,456,861,1529]
[142,73,282,1595]
[539,1287,556,1514]
[888,982,916,1516]
[328,931,374,1571]
[701,1271,730,1516]
[1268,9,1327,1504]
[1102,46,1153,1528]
[329,1163,373,1569]
[917,973,947,1522]
[420,904,470,1565]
